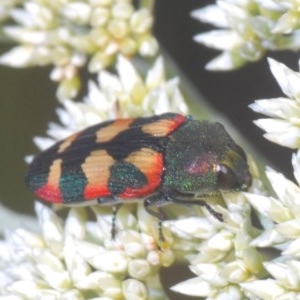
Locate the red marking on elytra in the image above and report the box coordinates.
[84,185,111,200]
[171,114,187,131]
[35,184,63,203]
[120,152,163,198]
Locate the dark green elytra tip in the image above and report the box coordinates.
[163,120,251,194]
[60,171,88,203]
[108,161,148,195]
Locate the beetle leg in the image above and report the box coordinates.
[97,197,123,239]
[144,193,167,220]
[164,192,223,222]
[111,204,122,239]
[144,193,168,245]
[97,196,121,205]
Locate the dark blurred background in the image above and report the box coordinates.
[0,0,297,298]
[0,0,296,218]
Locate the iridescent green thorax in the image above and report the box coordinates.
[163,120,251,194]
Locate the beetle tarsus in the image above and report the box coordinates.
[111,204,122,240]
[199,200,224,222]
[164,192,224,222]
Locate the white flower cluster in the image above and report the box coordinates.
[171,56,300,298]
[167,185,265,299]
[238,58,300,298]
[33,55,188,151]
[251,58,300,149]
[0,0,158,99]
[9,2,300,298]
[192,0,300,70]
[242,160,300,299]
[0,202,174,299]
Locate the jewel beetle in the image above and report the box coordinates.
[25,113,251,235]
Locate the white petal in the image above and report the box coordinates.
[116,56,142,93]
[4,26,47,44]
[75,271,121,294]
[33,136,55,150]
[220,261,249,282]
[138,35,158,56]
[55,107,73,128]
[88,250,128,273]
[284,70,300,102]
[241,279,285,299]
[62,3,91,24]
[130,9,153,34]
[250,229,286,247]
[244,193,292,223]
[191,5,229,28]
[122,278,148,300]
[263,131,300,148]
[268,58,300,100]
[214,286,244,299]
[7,281,47,298]
[36,261,71,290]
[218,0,249,20]
[88,52,112,73]
[46,123,74,141]
[98,70,122,93]
[60,290,84,300]
[12,229,44,249]
[127,259,150,279]
[171,277,211,297]
[250,98,300,120]
[282,237,300,256]
[272,12,297,34]
[10,8,35,26]
[62,99,85,126]
[194,30,240,51]
[75,239,105,260]
[266,168,300,207]
[64,208,86,239]
[292,150,300,185]
[170,87,189,114]
[158,248,175,267]
[24,2,53,28]
[205,51,245,71]
[254,118,300,148]
[149,90,172,115]
[0,46,34,67]
[121,235,146,258]
[85,81,110,112]
[57,77,80,101]
[145,56,165,89]
[256,0,283,10]
[63,236,90,284]
[268,58,289,94]
[276,219,300,239]
[112,2,133,19]
[34,202,64,256]
[167,217,216,239]
[0,204,38,234]
[264,261,300,289]
[206,230,233,251]
[191,263,227,286]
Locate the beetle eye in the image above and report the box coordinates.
[216,164,239,189]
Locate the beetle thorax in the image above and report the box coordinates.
[162,121,223,193]
[162,120,251,194]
